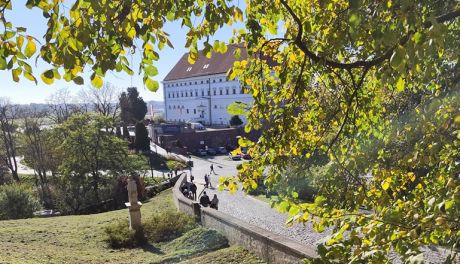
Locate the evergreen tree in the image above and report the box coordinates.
[134,122,150,153]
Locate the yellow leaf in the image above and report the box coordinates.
[381,177,391,190]
[454,114,460,124]
[407,172,416,182]
[91,75,103,88]
[24,38,36,58]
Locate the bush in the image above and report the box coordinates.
[164,227,228,253]
[0,184,41,220]
[229,115,243,126]
[143,210,197,242]
[166,160,186,171]
[104,220,146,248]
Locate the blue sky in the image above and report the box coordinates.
[0,1,242,104]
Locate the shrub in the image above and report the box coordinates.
[166,160,186,171]
[143,210,197,242]
[0,184,41,220]
[104,220,146,248]
[164,227,228,253]
[229,115,243,126]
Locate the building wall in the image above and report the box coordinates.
[163,74,252,125]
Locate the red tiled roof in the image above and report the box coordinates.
[163,44,247,81]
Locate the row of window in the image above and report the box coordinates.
[165,78,227,88]
[168,105,225,111]
[168,87,242,98]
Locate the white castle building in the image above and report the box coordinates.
[163,44,251,125]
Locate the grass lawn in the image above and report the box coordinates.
[0,189,263,264]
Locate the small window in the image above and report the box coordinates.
[194,109,196,114]
[201,81,204,84]
[206,80,209,83]
[207,90,210,96]
[219,89,223,95]
[173,106,176,109]
[203,64,209,69]
[189,82,192,85]
[220,79,222,82]
[185,92,188,97]
[186,109,189,114]
[213,79,216,83]
[233,89,236,94]
[168,93,170,98]
[226,89,229,95]
[214,89,217,96]
[186,67,192,72]
[169,105,171,109]
[172,93,175,98]
[214,105,217,109]
[195,90,198,96]
[201,90,204,96]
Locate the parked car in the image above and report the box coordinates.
[217,146,227,154]
[229,153,241,161]
[206,148,217,155]
[196,149,207,156]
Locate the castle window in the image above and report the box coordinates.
[203,64,209,69]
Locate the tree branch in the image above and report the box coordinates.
[279,0,460,70]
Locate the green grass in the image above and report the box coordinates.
[0,189,263,264]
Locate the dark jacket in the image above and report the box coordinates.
[200,194,211,207]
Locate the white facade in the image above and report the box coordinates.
[163,73,252,125]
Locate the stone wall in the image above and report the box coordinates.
[172,174,318,263]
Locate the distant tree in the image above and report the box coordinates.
[20,109,59,207]
[78,83,121,123]
[119,87,147,125]
[53,113,130,212]
[46,88,84,124]
[0,98,19,182]
[134,122,150,153]
[229,115,243,127]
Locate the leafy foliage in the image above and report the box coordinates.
[52,113,132,213]
[1,0,459,262]
[120,87,147,124]
[0,183,40,220]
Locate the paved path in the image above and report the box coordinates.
[152,144,453,263]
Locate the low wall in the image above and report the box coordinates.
[172,174,318,263]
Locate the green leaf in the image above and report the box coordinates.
[72,76,84,85]
[40,71,54,84]
[145,78,159,92]
[227,101,247,115]
[390,45,405,69]
[24,71,37,84]
[0,57,6,70]
[24,38,36,58]
[144,65,158,77]
[91,74,103,88]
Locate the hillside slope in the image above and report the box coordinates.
[0,189,262,264]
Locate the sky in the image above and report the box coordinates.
[0,1,243,104]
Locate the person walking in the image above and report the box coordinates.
[200,191,211,207]
[210,194,219,210]
[210,164,216,175]
[190,182,197,200]
[204,174,209,188]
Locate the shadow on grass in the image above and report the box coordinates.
[142,243,164,255]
